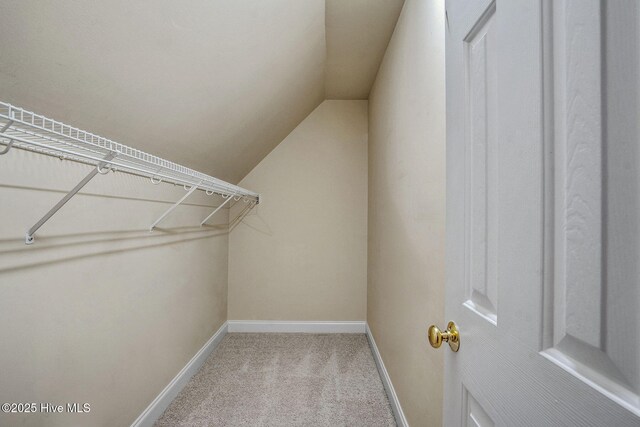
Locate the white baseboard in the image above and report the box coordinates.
[366,324,409,427]
[227,320,366,333]
[130,321,228,427]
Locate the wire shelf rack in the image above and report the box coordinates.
[0,101,259,200]
[0,101,259,244]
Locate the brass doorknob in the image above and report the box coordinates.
[428,321,460,352]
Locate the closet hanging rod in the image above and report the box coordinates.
[0,101,259,201]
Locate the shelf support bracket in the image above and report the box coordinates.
[200,194,235,226]
[0,120,14,155]
[1,120,13,133]
[25,153,116,245]
[229,200,256,230]
[150,181,202,231]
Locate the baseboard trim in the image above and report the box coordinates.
[366,324,409,427]
[130,321,228,427]
[227,320,366,333]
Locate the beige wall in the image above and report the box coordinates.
[0,149,229,426]
[0,3,444,424]
[367,0,446,426]
[228,100,368,321]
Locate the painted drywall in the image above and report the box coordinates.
[0,0,403,183]
[367,0,446,426]
[0,0,326,183]
[0,150,229,426]
[228,100,368,321]
[325,0,404,99]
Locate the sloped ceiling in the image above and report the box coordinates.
[0,0,402,183]
[325,0,404,99]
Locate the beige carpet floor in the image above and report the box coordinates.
[155,333,397,427]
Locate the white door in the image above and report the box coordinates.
[443,0,640,426]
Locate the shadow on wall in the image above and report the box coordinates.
[0,226,228,275]
[229,205,272,235]
[0,149,234,427]
[0,176,235,274]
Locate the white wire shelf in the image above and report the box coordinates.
[0,101,259,200]
[0,101,259,244]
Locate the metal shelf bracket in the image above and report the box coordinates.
[25,153,116,245]
[200,194,235,226]
[150,180,203,231]
[0,120,14,155]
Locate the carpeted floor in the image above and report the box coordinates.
[155,333,397,426]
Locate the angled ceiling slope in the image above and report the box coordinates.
[0,0,403,183]
[325,0,404,100]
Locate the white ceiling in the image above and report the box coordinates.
[0,0,403,183]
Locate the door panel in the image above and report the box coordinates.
[463,387,495,427]
[464,0,499,325]
[445,0,640,425]
[542,0,640,414]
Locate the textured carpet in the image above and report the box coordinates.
[155,333,396,427]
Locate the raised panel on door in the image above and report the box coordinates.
[463,1,499,326]
[541,0,640,416]
[445,0,640,425]
[463,386,495,427]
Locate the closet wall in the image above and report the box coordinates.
[367,0,446,425]
[228,100,368,321]
[0,150,229,427]
[0,3,444,425]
